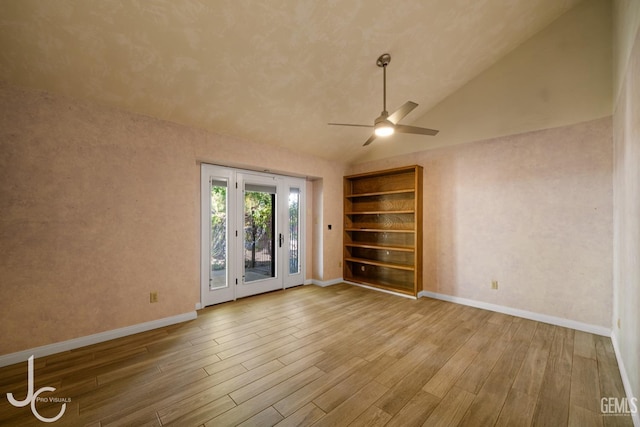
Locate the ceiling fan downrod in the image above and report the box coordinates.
[377,53,391,116]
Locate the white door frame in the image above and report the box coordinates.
[200,164,305,307]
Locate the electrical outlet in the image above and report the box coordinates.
[491,280,498,290]
[617,318,621,329]
[150,291,159,303]
[338,261,342,268]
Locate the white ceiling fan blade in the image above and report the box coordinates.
[387,101,418,124]
[363,134,377,146]
[394,124,439,136]
[328,123,373,128]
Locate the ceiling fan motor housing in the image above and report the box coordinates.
[374,115,395,137]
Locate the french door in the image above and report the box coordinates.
[200,165,305,306]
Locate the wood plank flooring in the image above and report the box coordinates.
[0,284,633,426]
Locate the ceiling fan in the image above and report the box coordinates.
[329,53,439,146]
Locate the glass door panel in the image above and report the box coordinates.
[288,187,300,275]
[243,184,276,283]
[284,181,305,288]
[210,180,228,289]
[201,165,235,306]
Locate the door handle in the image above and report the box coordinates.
[279,233,283,248]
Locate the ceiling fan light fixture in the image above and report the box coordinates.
[374,119,394,137]
[374,124,394,137]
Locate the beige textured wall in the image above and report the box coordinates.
[612,0,640,411]
[0,82,346,355]
[359,0,612,163]
[349,117,613,328]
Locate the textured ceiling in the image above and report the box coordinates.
[0,0,582,164]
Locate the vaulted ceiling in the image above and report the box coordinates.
[1,0,585,163]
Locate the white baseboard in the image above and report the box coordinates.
[418,290,611,337]
[611,333,640,427]
[345,281,417,300]
[0,311,197,368]
[309,278,343,287]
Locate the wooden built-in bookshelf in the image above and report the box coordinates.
[343,165,423,297]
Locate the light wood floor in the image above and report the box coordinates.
[0,284,633,427]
